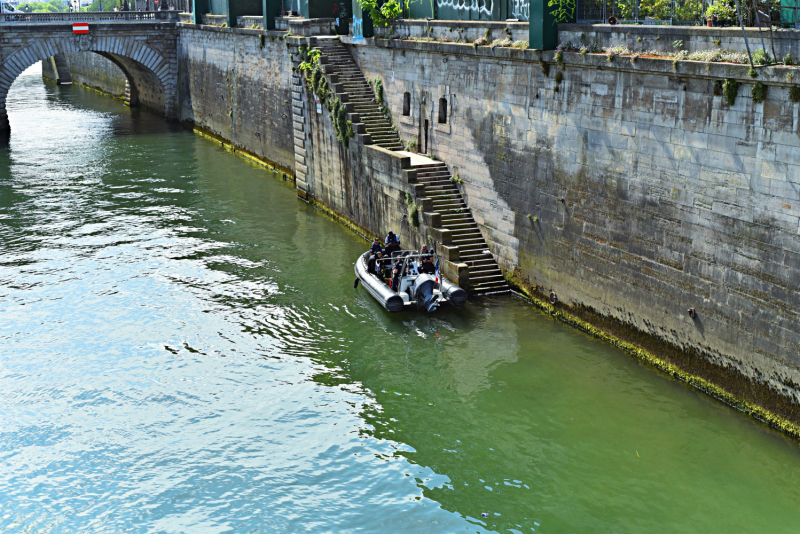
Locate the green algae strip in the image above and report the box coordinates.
[508,278,800,441]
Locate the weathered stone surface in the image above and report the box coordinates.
[177,25,295,172]
[347,38,800,401]
[61,52,126,96]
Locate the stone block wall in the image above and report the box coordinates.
[346,39,800,401]
[560,23,800,58]
[63,52,127,97]
[177,24,296,172]
[388,20,529,43]
[41,57,59,82]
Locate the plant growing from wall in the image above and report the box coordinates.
[298,48,332,109]
[722,78,740,106]
[540,61,550,76]
[373,76,384,104]
[554,51,563,66]
[330,98,354,148]
[784,53,795,66]
[751,82,767,104]
[554,71,563,85]
[752,48,771,65]
[450,174,463,185]
[405,192,419,228]
[357,0,401,28]
[789,86,800,103]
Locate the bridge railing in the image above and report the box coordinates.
[0,11,180,23]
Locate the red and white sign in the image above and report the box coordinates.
[73,23,89,34]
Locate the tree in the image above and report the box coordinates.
[357,0,402,28]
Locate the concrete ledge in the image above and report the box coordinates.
[431,227,453,245]
[440,244,460,262]
[344,34,800,85]
[178,22,286,37]
[423,211,441,227]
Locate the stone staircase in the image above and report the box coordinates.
[313,38,403,151]
[415,161,511,295]
[53,53,72,85]
[308,37,508,296]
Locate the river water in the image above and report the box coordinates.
[2,64,800,533]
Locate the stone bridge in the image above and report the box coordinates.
[0,11,179,131]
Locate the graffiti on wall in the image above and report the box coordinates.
[353,14,363,40]
[548,0,575,22]
[436,0,494,17]
[510,0,528,19]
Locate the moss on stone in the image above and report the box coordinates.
[506,270,800,441]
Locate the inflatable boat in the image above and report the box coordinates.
[355,250,467,312]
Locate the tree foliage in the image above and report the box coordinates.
[357,0,401,28]
[16,0,66,12]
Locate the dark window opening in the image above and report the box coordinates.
[424,119,429,154]
[402,92,411,116]
[438,97,447,124]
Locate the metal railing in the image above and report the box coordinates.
[0,10,180,23]
[575,0,789,25]
[577,0,706,23]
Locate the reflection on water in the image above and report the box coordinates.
[2,63,800,534]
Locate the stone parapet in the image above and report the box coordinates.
[560,23,800,58]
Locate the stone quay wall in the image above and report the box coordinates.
[344,37,800,402]
[62,52,127,97]
[176,24,296,172]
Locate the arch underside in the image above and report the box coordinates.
[0,35,175,132]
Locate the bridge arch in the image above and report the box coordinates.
[0,35,176,132]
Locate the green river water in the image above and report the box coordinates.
[1,64,800,533]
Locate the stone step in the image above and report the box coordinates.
[451,229,483,237]
[425,182,459,189]
[428,194,460,201]
[471,284,511,295]
[470,269,503,278]
[440,216,475,224]
[453,238,486,247]
[462,259,498,268]
[471,274,507,284]
[457,243,487,252]
[432,200,466,207]
[419,180,454,187]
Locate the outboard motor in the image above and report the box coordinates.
[414,274,440,312]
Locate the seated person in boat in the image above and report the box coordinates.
[367,250,380,274]
[370,237,383,254]
[419,246,436,274]
[391,262,403,290]
[384,231,401,256]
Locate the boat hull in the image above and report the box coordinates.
[355,251,467,312]
[355,252,405,312]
